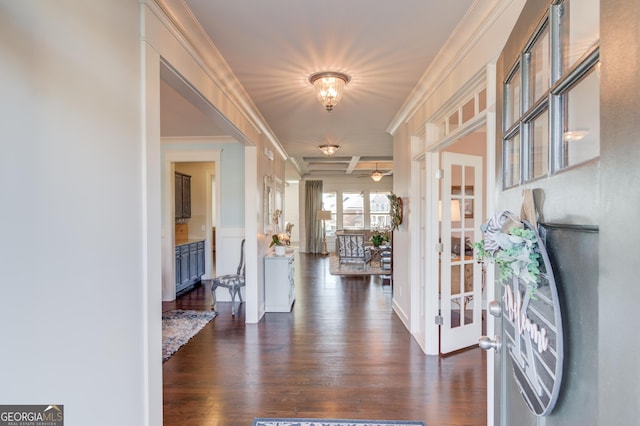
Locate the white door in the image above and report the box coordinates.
[440,152,483,354]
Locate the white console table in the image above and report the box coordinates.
[264,251,295,312]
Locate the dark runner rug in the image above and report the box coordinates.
[253,420,425,426]
[162,309,217,362]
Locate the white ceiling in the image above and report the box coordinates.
[160,0,476,179]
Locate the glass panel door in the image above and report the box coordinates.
[440,152,484,354]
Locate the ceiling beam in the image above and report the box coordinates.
[346,156,361,174]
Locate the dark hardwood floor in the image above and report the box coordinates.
[162,253,486,426]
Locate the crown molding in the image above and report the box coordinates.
[386,0,518,135]
[160,136,237,144]
[146,0,288,160]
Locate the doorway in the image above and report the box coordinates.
[162,153,221,302]
[422,128,488,355]
[439,149,484,353]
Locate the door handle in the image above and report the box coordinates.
[479,335,501,352]
[488,300,502,317]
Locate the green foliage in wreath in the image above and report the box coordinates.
[387,193,403,231]
[474,211,541,294]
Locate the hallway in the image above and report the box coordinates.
[162,253,487,425]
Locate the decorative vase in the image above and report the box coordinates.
[274,245,286,256]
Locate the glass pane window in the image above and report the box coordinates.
[502,0,598,187]
[562,67,600,168]
[503,133,521,188]
[461,98,475,124]
[527,109,549,180]
[505,66,521,130]
[478,88,487,113]
[448,111,459,133]
[558,0,600,77]
[322,192,337,236]
[369,192,391,229]
[527,25,550,106]
[342,192,364,229]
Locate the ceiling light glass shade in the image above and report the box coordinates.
[318,144,340,156]
[371,170,384,182]
[309,72,350,111]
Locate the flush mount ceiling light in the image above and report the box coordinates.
[308,71,350,112]
[318,144,340,156]
[371,163,384,182]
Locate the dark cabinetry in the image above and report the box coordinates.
[175,240,205,294]
[174,172,191,219]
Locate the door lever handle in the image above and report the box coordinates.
[478,335,501,352]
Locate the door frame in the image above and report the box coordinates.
[419,63,497,424]
[162,149,221,301]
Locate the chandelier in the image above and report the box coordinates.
[309,72,350,111]
[318,144,340,156]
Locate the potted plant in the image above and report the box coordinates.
[370,229,390,247]
[269,233,288,256]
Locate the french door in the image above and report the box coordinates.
[440,152,483,354]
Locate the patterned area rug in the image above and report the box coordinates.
[329,254,390,276]
[253,420,424,426]
[162,309,217,362]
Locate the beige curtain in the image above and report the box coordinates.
[305,180,323,253]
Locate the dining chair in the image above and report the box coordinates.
[207,239,245,316]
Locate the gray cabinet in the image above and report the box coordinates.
[196,241,205,276]
[175,240,205,294]
[174,172,191,219]
[264,252,295,312]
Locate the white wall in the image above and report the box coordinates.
[163,141,245,229]
[391,123,412,326]
[175,162,214,241]
[0,1,148,424]
[391,0,527,341]
[144,0,286,324]
[284,181,300,244]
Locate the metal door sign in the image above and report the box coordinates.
[501,220,564,416]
